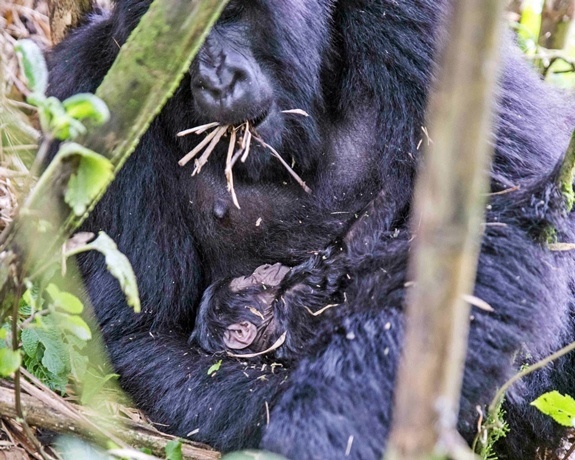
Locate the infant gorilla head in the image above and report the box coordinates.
[192,264,291,355]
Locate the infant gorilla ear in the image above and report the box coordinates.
[191,264,290,355]
[223,321,258,350]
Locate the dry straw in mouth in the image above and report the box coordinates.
[177,109,311,209]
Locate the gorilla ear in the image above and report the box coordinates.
[223,321,258,349]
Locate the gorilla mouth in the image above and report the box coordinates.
[248,108,270,128]
[177,108,311,209]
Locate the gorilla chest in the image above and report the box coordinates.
[186,171,342,280]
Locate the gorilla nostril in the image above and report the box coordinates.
[193,78,223,98]
[233,68,249,83]
[191,54,272,124]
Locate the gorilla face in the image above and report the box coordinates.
[167,0,334,180]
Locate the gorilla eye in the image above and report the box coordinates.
[219,3,244,22]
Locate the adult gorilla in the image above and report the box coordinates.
[47,0,575,458]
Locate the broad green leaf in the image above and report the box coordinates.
[531,391,575,427]
[15,39,48,94]
[165,440,183,460]
[54,312,92,341]
[58,142,114,216]
[0,348,21,376]
[24,325,69,376]
[63,93,110,124]
[46,284,84,314]
[208,359,222,376]
[42,344,67,376]
[21,328,40,358]
[66,232,140,313]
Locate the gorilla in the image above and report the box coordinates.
[47,0,575,458]
[193,263,295,356]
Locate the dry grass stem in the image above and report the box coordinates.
[176,121,220,137]
[304,303,339,317]
[225,128,239,208]
[177,109,311,208]
[241,127,252,162]
[192,125,227,175]
[0,175,17,231]
[251,134,311,194]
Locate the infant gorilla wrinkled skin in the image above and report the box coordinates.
[193,264,293,355]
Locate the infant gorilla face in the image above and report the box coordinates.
[192,264,290,355]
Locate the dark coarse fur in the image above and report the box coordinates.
[46,0,575,458]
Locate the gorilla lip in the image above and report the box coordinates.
[248,107,271,128]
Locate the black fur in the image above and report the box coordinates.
[46,0,575,458]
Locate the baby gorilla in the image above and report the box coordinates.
[192,264,292,356]
[192,263,339,359]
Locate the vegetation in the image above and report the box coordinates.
[1,0,575,459]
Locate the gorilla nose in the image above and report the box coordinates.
[191,59,272,125]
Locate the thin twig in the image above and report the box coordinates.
[241,127,251,163]
[562,440,575,460]
[489,340,575,413]
[177,121,220,137]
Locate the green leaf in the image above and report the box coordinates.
[0,348,21,376]
[63,94,110,124]
[21,328,40,358]
[40,96,88,140]
[207,359,222,376]
[66,232,140,313]
[54,312,92,341]
[58,142,114,216]
[15,39,48,94]
[46,284,84,314]
[25,325,70,376]
[42,340,68,375]
[531,391,575,427]
[165,440,183,460]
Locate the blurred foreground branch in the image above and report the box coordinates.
[0,0,229,314]
[0,379,218,459]
[386,0,505,458]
